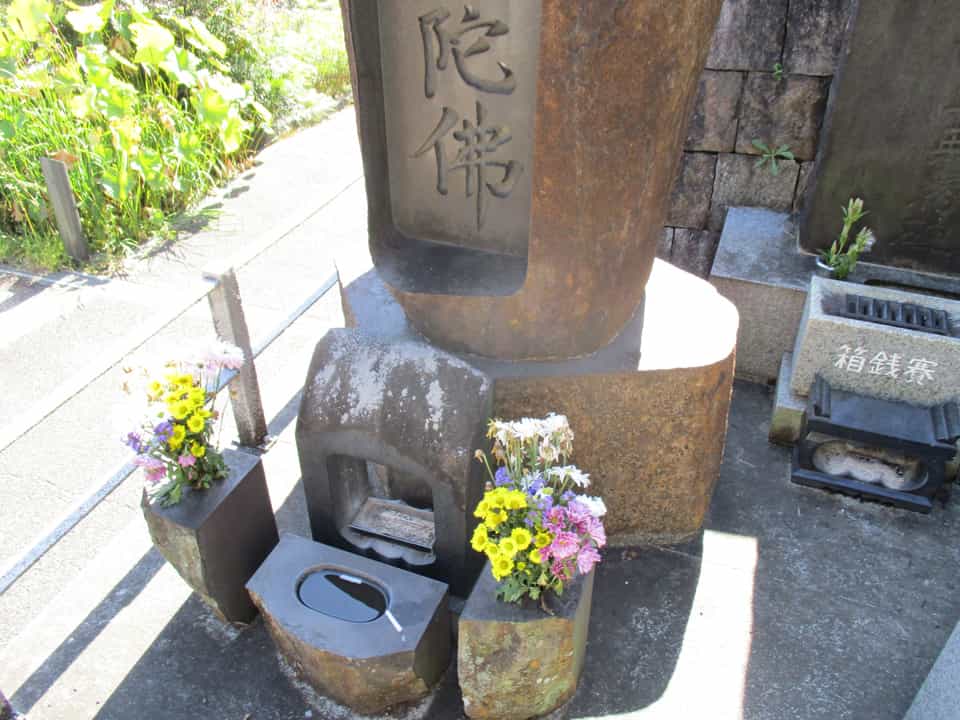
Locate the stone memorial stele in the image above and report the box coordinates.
[324,0,739,554]
[802,0,960,275]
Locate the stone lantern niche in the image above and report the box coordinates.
[298,0,738,601]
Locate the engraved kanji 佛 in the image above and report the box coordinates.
[419,5,516,98]
[413,101,522,230]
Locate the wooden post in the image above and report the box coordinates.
[205,267,268,447]
[39,157,89,263]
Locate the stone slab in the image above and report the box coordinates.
[706,0,789,71]
[736,74,830,161]
[684,69,744,153]
[709,153,800,232]
[769,352,806,445]
[340,244,739,545]
[458,564,593,720]
[801,0,960,275]
[783,0,855,76]
[710,208,813,383]
[670,228,720,278]
[905,621,960,720]
[790,277,960,405]
[668,153,717,229]
[710,208,960,385]
[247,534,451,716]
[658,227,674,260]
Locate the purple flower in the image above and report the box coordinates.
[124,432,143,453]
[525,473,545,495]
[577,545,601,575]
[561,490,575,502]
[154,421,173,441]
[494,467,511,486]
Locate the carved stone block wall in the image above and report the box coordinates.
[660,0,855,277]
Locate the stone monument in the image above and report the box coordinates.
[290,0,739,714]
[802,0,960,274]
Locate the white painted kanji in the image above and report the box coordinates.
[835,344,868,373]
[903,358,938,385]
[867,351,902,378]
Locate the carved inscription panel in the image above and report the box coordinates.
[379,1,541,256]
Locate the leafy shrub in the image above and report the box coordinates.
[0,0,270,268]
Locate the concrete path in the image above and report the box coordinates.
[0,108,362,648]
[1,108,958,720]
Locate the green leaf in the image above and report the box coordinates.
[7,0,52,42]
[751,139,768,153]
[66,1,113,35]
[130,19,175,66]
[220,113,246,154]
[160,46,199,87]
[185,17,226,58]
[0,119,15,143]
[195,86,229,126]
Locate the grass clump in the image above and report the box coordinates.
[0,0,350,271]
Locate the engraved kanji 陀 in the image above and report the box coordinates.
[419,5,516,98]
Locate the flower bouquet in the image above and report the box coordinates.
[471,414,606,605]
[124,342,244,506]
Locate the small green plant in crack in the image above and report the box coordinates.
[773,62,785,81]
[752,140,795,176]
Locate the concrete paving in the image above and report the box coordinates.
[1,108,958,720]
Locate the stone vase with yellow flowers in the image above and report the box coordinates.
[458,415,605,719]
[126,342,278,623]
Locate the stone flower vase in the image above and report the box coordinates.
[458,562,595,720]
[141,448,279,623]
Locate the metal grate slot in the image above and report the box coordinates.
[840,294,950,336]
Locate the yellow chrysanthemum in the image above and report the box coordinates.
[534,532,552,549]
[505,491,527,510]
[171,400,191,420]
[511,527,533,551]
[186,413,205,433]
[473,499,489,519]
[189,388,206,407]
[499,537,518,558]
[492,554,514,580]
[168,425,186,450]
[484,509,507,530]
[190,441,206,458]
[529,548,543,565]
[517,561,527,571]
[471,524,489,552]
[147,381,164,401]
[483,541,499,559]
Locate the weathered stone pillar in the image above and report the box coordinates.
[343,0,726,360]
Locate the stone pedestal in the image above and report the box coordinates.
[458,563,594,720]
[141,449,279,623]
[339,250,739,546]
[247,535,451,716]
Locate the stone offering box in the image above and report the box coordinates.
[247,534,451,716]
[141,449,279,624]
[792,277,960,406]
